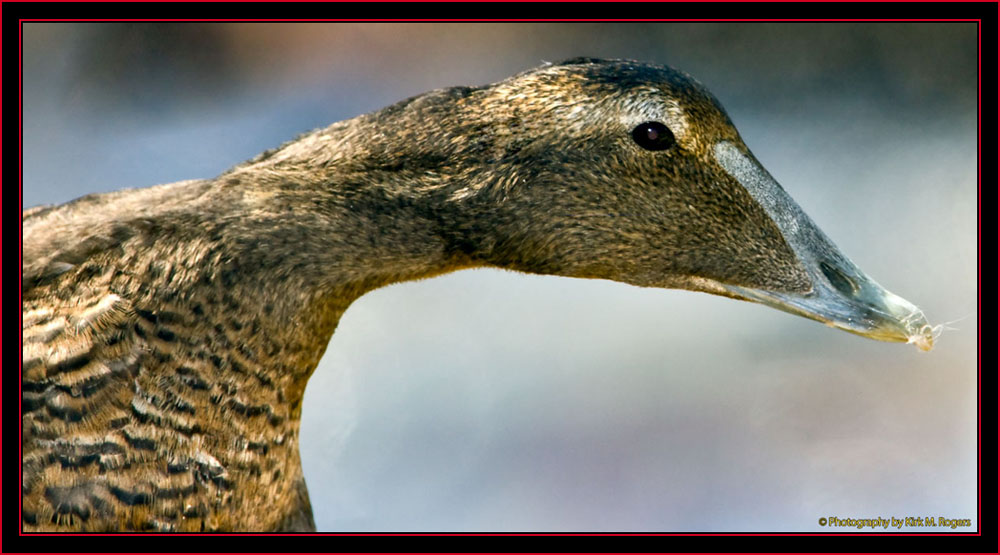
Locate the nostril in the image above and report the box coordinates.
[820,261,859,297]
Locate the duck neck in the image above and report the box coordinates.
[197,165,478,382]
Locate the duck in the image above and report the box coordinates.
[21,57,935,532]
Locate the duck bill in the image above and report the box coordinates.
[712,141,935,351]
[721,280,936,351]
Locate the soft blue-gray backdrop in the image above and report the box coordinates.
[22,22,978,532]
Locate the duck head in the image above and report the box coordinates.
[345,58,936,350]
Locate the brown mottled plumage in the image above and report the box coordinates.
[21,58,933,532]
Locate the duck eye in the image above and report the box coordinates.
[631,121,675,151]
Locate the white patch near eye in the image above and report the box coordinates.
[660,98,689,139]
[621,93,689,143]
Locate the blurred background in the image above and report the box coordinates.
[22,23,978,532]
